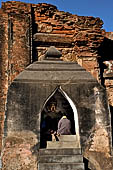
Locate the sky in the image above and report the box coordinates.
[0,0,113,32]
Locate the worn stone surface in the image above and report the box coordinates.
[2,131,38,170]
[84,150,113,170]
[38,163,84,170]
[47,141,80,149]
[38,148,84,170]
[39,148,82,155]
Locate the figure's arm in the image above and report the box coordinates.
[58,120,61,129]
[57,120,62,134]
[68,120,71,130]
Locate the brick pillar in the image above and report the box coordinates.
[0,11,9,151]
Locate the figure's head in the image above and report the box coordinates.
[62,113,67,119]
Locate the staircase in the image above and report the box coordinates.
[38,135,85,170]
[38,148,84,170]
[47,135,80,149]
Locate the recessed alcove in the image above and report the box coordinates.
[40,86,76,148]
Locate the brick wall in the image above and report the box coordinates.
[31,3,104,81]
[0,2,32,151]
[7,13,31,84]
[0,10,8,150]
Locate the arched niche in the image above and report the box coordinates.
[40,86,80,148]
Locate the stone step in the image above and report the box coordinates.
[47,141,80,149]
[39,148,81,155]
[38,163,84,170]
[39,155,83,163]
[57,135,77,141]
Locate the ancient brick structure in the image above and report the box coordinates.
[0,1,113,170]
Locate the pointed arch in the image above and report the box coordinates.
[58,86,80,142]
[40,85,80,147]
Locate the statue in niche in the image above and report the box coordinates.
[40,100,60,147]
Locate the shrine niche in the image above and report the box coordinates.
[40,86,76,148]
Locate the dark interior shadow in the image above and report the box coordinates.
[97,37,113,86]
[98,37,113,147]
[31,6,38,62]
[98,37,113,59]
[83,157,91,170]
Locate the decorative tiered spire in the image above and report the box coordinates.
[45,46,62,59]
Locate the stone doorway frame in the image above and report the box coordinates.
[39,86,80,148]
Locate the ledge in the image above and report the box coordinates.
[33,33,74,45]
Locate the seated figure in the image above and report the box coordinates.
[57,114,71,135]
